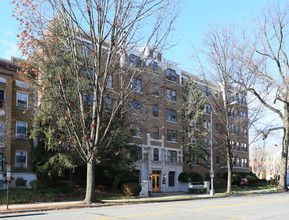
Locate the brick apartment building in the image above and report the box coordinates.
[0,57,36,188]
[124,46,250,192]
[0,45,249,192]
[250,144,285,180]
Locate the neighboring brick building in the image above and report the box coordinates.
[0,57,36,188]
[250,144,285,180]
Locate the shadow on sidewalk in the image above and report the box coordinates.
[0,213,47,218]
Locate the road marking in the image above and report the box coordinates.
[197,197,289,210]
[227,218,243,220]
[92,211,175,220]
[158,203,195,207]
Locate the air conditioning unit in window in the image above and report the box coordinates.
[0,143,5,148]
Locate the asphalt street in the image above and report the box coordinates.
[2,192,289,220]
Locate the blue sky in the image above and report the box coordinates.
[0,0,285,146]
[0,0,283,64]
[1,0,284,63]
[163,0,284,71]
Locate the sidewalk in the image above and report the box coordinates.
[0,188,277,215]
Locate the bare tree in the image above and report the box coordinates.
[251,145,267,179]
[14,0,179,203]
[234,2,289,191]
[191,25,261,195]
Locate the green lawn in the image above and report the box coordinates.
[215,184,276,193]
[0,187,128,204]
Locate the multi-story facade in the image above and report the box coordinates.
[179,74,250,186]
[0,57,36,188]
[250,144,284,180]
[125,47,250,192]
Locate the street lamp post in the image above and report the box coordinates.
[210,111,215,196]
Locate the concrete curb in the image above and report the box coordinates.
[0,189,278,215]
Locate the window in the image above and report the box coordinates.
[153,62,158,70]
[81,42,92,56]
[129,54,142,68]
[0,122,4,141]
[241,111,246,119]
[16,91,28,109]
[153,83,159,96]
[216,156,220,165]
[204,86,211,97]
[153,126,159,139]
[168,171,175,187]
[167,150,177,162]
[166,69,177,82]
[166,88,177,102]
[205,156,211,167]
[105,97,112,111]
[241,127,247,137]
[228,90,234,102]
[204,104,211,114]
[130,100,141,114]
[229,124,234,134]
[130,123,142,137]
[205,138,212,149]
[0,153,3,171]
[235,158,240,167]
[153,148,159,161]
[0,90,4,108]
[15,151,27,168]
[167,129,177,142]
[215,90,218,98]
[235,126,239,135]
[235,93,240,103]
[230,140,235,149]
[227,107,232,117]
[0,180,3,188]
[191,155,198,165]
[241,96,247,105]
[242,142,248,151]
[131,78,142,93]
[204,121,211,131]
[236,142,240,151]
[88,95,94,104]
[153,105,159,117]
[16,121,28,139]
[236,110,239,118]
[106,75,113,89]
[241,158,245,167]
[167,109,177,122]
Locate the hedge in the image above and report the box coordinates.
[178,172,203,183]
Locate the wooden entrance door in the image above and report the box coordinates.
[152,174,160,191]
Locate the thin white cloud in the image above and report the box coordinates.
[1,39,19,59]
[5,31,14,36]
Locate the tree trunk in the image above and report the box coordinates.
[277,113,289,192]
[226,152,232,195]
[83,160,96,203]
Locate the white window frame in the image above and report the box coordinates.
[130,123,142,138]
[167,150,177,162]
[166,88,176,102]
[16,121,28,139]
[16,91,28,109]
[15,150,27,168]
